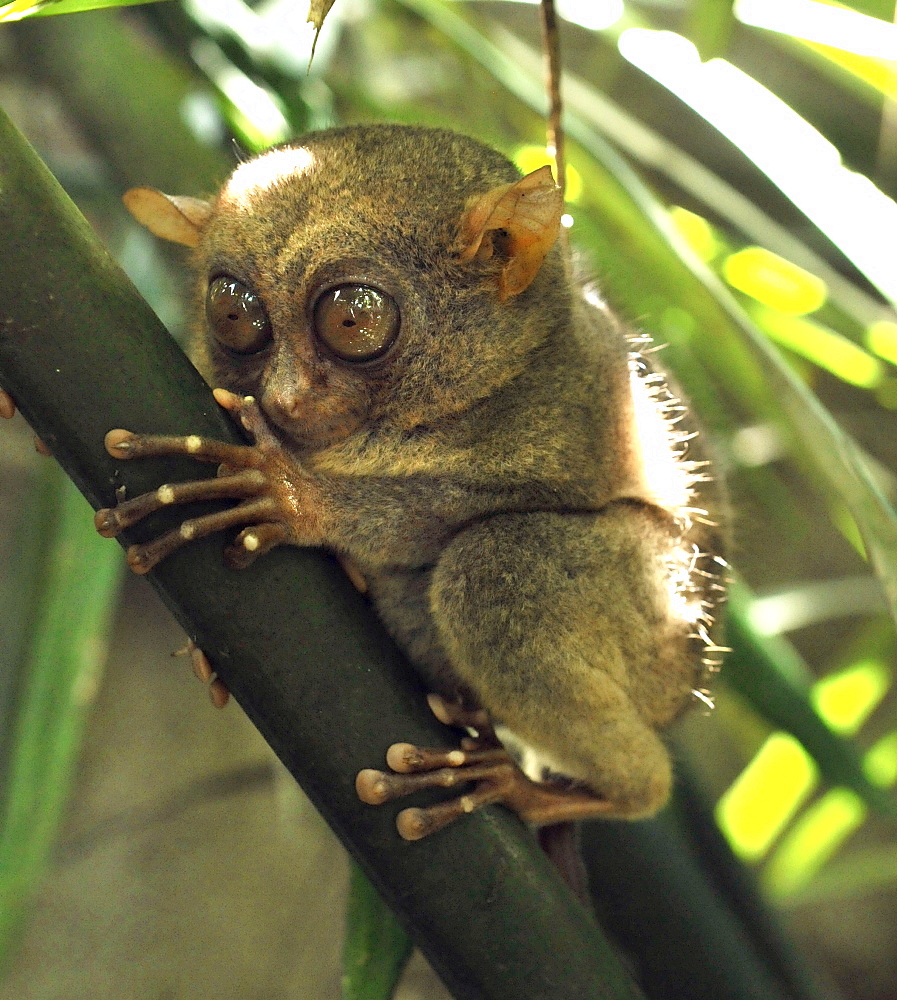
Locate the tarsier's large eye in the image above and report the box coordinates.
[206,276,272,354]
[313,284,400,362]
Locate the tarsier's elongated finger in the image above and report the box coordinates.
[224,522,290,569]
[95,469,267,538]
[385,742,512,774]
[211,389,276,445]
[396,783,510,841]
[125,497,279,574]
[355,760,515,806]
[105,428,259,468]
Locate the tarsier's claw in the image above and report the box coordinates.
[211,389,269,441]
[355,769,393,805]
[395,809,432,841]
[126,541,165,575]
[208,679,231,709]
[211,387,246,411]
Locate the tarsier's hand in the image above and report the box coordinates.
[96,388,369,710]
[95,389,305,574]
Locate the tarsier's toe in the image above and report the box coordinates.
[396,808,434,841]
[395,784,506,841]
[212,388,268,440]
[174,640,231,709]
[386,742,468,773]
[357,730,621,834]
[0,390,52,454]
[425,693,491,733]
[208,678,231,709]
[126,544,157,575]
[356,769,392,805]
[94,508,120,538]
[105,428,138,457]
[356,767,490,841]
[0,389,16,420]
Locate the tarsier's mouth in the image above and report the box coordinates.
[258,399,365,451]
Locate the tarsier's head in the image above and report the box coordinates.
[125,124,565,449]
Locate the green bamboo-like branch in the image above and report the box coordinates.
[0,104,645,1000]
[0,465,122,965]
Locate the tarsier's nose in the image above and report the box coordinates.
[265,388,307,424]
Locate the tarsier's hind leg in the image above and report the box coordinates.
[426,503,694,819]
[358,501,698,837]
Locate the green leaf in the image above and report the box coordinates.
[0,465,122,967]
[342,862,413,1000]
[0,0,169,23]
[682,0,736,60]
[398,0,897,637]
[723,584,897,819]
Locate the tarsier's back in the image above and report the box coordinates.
[113,123,727,832]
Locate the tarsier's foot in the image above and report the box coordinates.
[95,389,299,574]
[356,695,616,840]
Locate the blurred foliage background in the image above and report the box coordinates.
[1,0,897,998]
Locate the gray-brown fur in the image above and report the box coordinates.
[129,124,727,819]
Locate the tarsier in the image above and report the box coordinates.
[24,125,730,839]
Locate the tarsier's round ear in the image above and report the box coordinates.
[122,187,213,248]
[453,165,563,301]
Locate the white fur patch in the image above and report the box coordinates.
[222,147,315,209]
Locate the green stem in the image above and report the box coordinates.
[0,102,643,1000]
